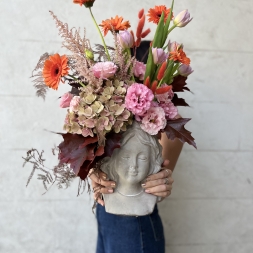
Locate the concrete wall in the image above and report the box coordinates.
[1,0,252,252]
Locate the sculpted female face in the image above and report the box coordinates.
[115,137,150,184]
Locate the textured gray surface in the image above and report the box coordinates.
[1,0,253,252]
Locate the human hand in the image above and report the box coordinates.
[88,169,116,206]
[141,159,174,199]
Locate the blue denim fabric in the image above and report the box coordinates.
[96,204,165,253]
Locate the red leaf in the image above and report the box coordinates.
[103,131,123,157]
[58,133,101,176]
[164,118,197,148]
[172,94,189,106]
[141,28,151,38]
[156,85,172,94]
[171,75,190,92]
[138,9,144,19]
[144,76,150,87]
[157,62,167,81]
[151,80,158,93]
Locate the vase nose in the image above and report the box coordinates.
[129,165,137,172]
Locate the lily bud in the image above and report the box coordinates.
[85,49,94,60]
[173,10,192,28]
[178,64,194,76]
[117,30,134,49]
[152,48,169,64]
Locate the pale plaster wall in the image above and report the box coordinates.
[0,0,253,253]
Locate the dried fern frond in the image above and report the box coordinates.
[23,148,78,194]
[31,53,50,100]
[93,44,115,62]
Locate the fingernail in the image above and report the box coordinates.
[111,183,116,187]
[102,176,107,180]
[145,189,150,193]
[108,189,114,193]
[141,183,146,187]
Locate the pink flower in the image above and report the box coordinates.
[69,96,81,112]
[155,84,174,103]
[117,30,134,49]
[178,64,194,76]
[92,61,118,79]
[133,61,146,80]
[160,102,178,119]
[125,83,154,116]
[82,128,94,137]
[173,10,193,28]
[59,92,73,108]
[152,48,169,64]
[168,41,181,52]
[140,106,167,135]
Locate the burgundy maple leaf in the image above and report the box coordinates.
[163,118,197,148]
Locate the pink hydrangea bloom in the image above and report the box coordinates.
[155,84,174,103]
[69,96,81,112]
[133,61,146,80]
[160,101,178,119]
[125,83,154,116]
[59,92,73,108]
[92,61,118,79]
[140,106,167,135]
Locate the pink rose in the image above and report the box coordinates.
[140,106,167,135]
[133,61,146,80]
[59,92,73,108]
[160,102,178,119]
[69,96,81,112]
[92,61,117,79]
[155,84,174,103]
[125,83,154,116]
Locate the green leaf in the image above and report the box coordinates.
[161,60,174,84]
[152,12,165,48]
[144,48,155,80]
[162,0,174,46]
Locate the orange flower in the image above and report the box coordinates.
[100,16,131,36]
[169,48,190,65]
[147,5,173,24]
[43,54,69,90]
[73,0,95,7]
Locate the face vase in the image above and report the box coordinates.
[101,121,163,216]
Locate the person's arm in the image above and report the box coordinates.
[160,132,184,172]
[141,133,183,198]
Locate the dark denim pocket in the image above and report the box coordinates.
[149,207,165,241]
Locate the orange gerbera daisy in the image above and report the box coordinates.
[169,48,191,65]
[43,54,69,90]
[147,5,173,24]
[100,16,131,36]
[73,0,95,7]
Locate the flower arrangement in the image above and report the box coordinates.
[24,0,196,191]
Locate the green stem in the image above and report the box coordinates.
[89,7,111,61]
[68,74,85,87]
[167,24,177,35]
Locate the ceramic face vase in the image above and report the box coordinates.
[100,121,163,216]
